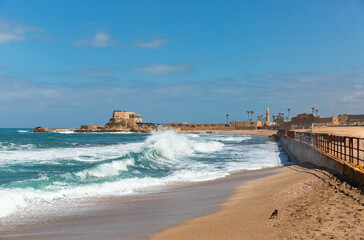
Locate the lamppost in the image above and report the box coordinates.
[226,114,230,124]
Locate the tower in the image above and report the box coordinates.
[266,108,270,123]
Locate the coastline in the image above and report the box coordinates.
[0,167,280,240]
[151,163,364,240]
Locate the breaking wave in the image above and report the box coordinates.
[0,130,288,218]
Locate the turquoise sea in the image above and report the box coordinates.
[0,128,289,218]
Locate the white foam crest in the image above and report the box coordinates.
[225,142,285,171]
[0,142,143,165]
[75,158,135,178]
[186,133,200,138]
[217,136,251,142]
[142,130,223,161]
[201,134,251,143]
[57,131,75,134]
[17,130,29,133]
[0,142,35,151]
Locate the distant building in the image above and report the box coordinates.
[347,115,364,125]
[106,110,142,129]
[338,114,364,125]
[79,125,104,131]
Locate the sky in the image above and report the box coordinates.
[0,0,364,127]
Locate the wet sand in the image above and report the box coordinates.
[152,163,364,240]
[0,168,278,240]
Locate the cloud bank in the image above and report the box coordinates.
[0,19,45,43]
[134,38,169,49]
[130,64,190,75]
[73,31,117,47]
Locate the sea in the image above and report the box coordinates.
[0,128,290,219]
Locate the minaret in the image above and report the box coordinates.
[266,108,270,123]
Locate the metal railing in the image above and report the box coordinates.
[279,131,364,167]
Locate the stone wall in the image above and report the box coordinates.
[279,134,364,186]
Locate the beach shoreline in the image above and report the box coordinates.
[0,167,280,240]
[152,163,364,240]
[1,163,363,239]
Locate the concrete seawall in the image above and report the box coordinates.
[279,134,364,186]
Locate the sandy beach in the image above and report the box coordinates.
[152,163,364,240]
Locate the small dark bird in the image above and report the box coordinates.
[269,209,278,219]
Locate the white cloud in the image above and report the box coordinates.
[131,64,189,75]
[91,31,112,47]
[134,38,169,49]
[0,19,44,43]
[73,31,116,48]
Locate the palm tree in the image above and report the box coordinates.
[251,111,254,121]
[226,114,230,124]
[246,111,250,121]
[311,107,315,115]
[287,108,291,120]
[315,109,318,116]
[279,113,284,122]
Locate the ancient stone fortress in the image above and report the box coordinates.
[105,110,142,129]
[76,110,152,132]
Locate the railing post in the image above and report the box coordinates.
[340,136,343,159]
[357,138,360,165]
[344,137,347,162]
[349,138,353,163]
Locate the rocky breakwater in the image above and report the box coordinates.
[30,126,48,132]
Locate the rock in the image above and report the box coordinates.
[30,126,48,132]
[269,134,278,141]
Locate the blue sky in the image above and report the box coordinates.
[0,0,364,127]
